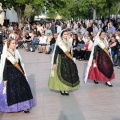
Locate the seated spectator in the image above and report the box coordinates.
[72,34,79,58]
[27,31,39,52]
[38,32,47,53]
[73,34,85,60]
[23,31,32,51]
[83,35,94,60]
[45,33,52,54]
[49,33,57,53]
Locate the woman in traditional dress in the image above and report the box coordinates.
[0,38,34,113]
[84,31,115,87]
[48,30,80,96]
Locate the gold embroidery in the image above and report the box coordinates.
[14,62,24,74]
[65,51,73,61]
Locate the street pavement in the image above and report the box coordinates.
[0,49,120,120]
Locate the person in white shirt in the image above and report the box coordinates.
[55,22,62,34]
[37,23,43,33]
[38,32,47,53]
[9,30,15,39]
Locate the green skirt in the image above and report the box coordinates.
[48,54,80,91]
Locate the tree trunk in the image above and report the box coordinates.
[25,8,35,22]
[14,5,25,29]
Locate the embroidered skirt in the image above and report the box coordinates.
[48,54,80,91]
[88,51,115,82]
[0,60,34,112]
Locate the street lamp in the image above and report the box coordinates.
[3,0,7,26]
[106,0,112,19]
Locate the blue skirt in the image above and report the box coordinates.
[0,82,34,112]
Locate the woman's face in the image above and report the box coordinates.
[8,40,16,50]
[111,37,115,42]
[87,37,91,41]
[62,32,67,40]
[93,32,97,36]
[78,37,82,41]
[115,32,118,36]
[85,31,88,36]
[109,33,113,38]
[100,32,106,39]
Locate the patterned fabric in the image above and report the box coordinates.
[4,59,33,106]
[48,55,80,91]
[88,52,115,81]
[0,82,34,112]
[57,54,80,87]
[97,51,114,78]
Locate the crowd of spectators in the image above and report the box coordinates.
[0,17,120,68]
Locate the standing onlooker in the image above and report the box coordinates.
[80,24,86,36]
[55,22,62,34]
[107,22,116,36]
[45,24,52,36]
[92,22,99,33]
[109,35,118,65]
[87,23,93,35]
[49,33,57,53]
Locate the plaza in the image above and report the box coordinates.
[0,49,120,120]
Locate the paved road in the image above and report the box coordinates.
[0,49,120,120]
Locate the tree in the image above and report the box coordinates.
[1,0,70,27]
[1,0,46,27]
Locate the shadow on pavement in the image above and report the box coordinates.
[58,111,68,120]
[0,113,4,120]
[28,74,36,106]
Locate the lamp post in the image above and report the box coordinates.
[3,0,7,27]
[106,0,112,19]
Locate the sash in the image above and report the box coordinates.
[98,40,112,61]
[57,40,73,61]
[7,51,24,74]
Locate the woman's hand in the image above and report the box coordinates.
[53,64,57,69]
[3,81,7,94]
[3,81,7,87]
[93,60,97,68]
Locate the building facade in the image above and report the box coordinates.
[0,3,18,25]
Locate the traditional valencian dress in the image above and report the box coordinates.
[0,49,34,112]
[48,38,80,91]
[86,38,115,82]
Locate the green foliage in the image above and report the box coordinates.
[1,0,120,22]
